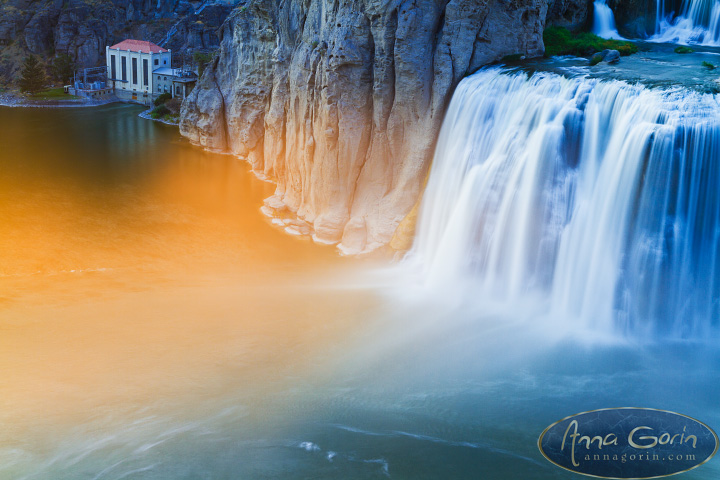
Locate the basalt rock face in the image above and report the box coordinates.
[609,0,656,37]
[0,0,231,84]
[180,0,550,254]
[546,0,591,30]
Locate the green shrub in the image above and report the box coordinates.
[616,44,637,56]
[153,92,171,106]
[150,104,170,119]
[165,97,182,114]
[674,46,694,54]
[193,50,216,77]
[702,61,716,69]
[543,27,638,58]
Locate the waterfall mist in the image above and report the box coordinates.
[410,68,720,339]
[652,0,720,45]
[592,0,624,39]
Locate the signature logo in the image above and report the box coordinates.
[538,408,718,479]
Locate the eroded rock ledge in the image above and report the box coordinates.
[180,0,550,254]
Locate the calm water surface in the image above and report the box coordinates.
[1,105,719,479]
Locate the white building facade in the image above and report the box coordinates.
[153,67,198,99]
[106,40,172,105]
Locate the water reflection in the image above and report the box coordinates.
[1,104,719,480]
[0,104,380,478]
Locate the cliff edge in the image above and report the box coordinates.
[180,0,552,254]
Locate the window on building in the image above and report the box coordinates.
[176,85,182,95]
[132,58,138,84]
[158,86,162,91]
[154,59,159,66]
[143,59,148,86]
[110,55,116,80]
[163,76,167,80]
[163,60,167,65]
[121,57,127,82]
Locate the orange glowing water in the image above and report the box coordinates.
[0,105,380,467]
[3,101,720,480]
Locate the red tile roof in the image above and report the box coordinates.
[109,39,168,54]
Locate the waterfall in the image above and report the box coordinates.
[411,68,720,338]
[593,0,624,39]
[652,0,720,45]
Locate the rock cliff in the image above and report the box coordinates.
[547,0,591,30]
[181,0,556,254]
[609,0,656,37]
[0,0,233,83]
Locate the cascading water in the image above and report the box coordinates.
[652,0,720,45]
[593,0,624,39]
[411,68,720,338]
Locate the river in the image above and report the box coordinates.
[1,98,719,478]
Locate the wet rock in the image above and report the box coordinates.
[590,51,608,65]
[546,0,591,31]
[609,0,656,38]
[604,49,621,64]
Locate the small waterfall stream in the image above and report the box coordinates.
[652,0,720,45]
[411,68,720,338]
[593,0,624,39]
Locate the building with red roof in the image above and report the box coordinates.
[106,39,185,105]
[109,39,169,54]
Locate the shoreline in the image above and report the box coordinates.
[138,107,179,126]
[0,92,183,129]
[0,91,120,109]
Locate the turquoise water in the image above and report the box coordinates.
[0,103,719,479]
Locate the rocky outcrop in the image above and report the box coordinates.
[609,0,656,37]
[0,0,232,83]
[181,0,550,254]
[546,0,591,30]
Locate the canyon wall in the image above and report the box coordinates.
[609,0,656,37]
[180,0,570,254]
[0,0,232,83]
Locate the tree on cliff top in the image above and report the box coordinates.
[19,55,46,95]
[193,50,215,77]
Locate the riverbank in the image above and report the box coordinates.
[138,106,180,126]
[0,89,119,108]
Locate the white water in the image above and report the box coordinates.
[593,0,624,39]
[652,0,720,45]
[411,68,720,338]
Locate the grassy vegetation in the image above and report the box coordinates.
[153,92,171,106]
[543,27,638,58]
[150,95,181,122]
[31,87,78,100]
[702,61,716,70]
[150,104,170,119]
[674,46,694,54]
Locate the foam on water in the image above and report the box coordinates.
[652,0,720,45]
[593,0,625,39]
[410,67,720,338]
